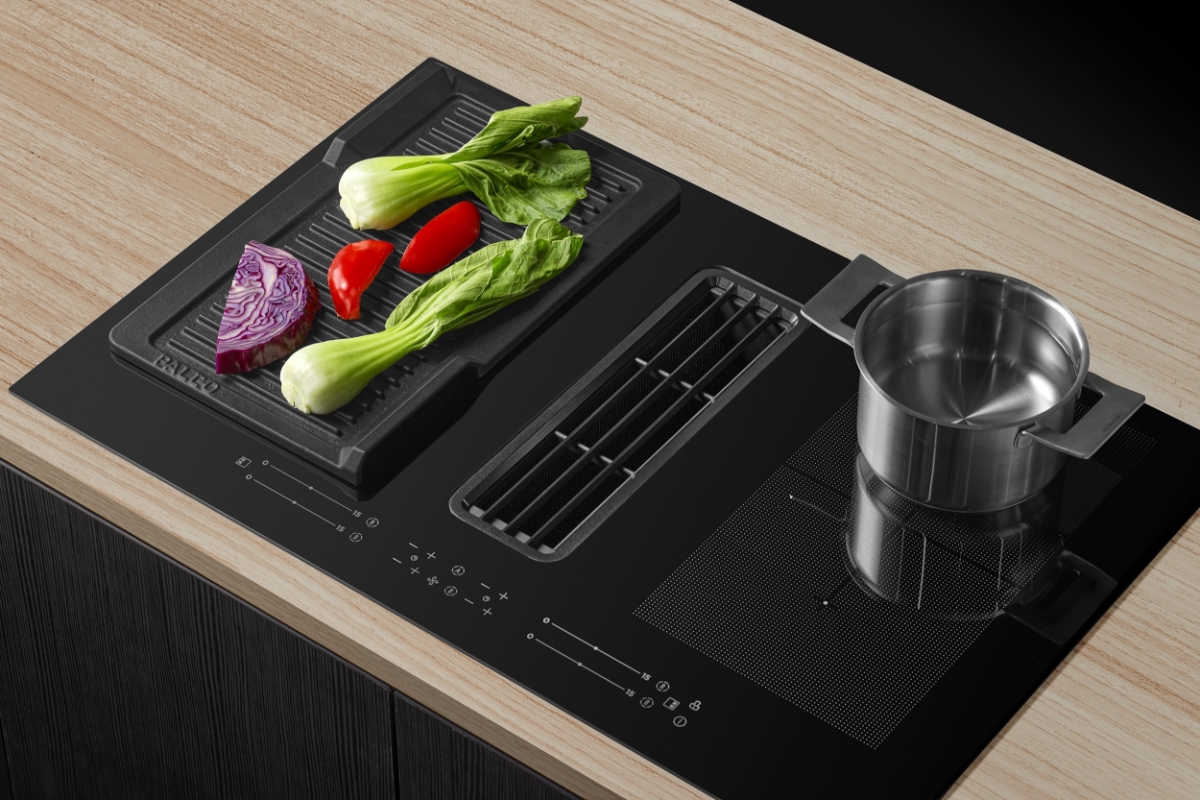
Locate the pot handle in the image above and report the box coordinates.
[1004,550,1116,645]
[801,255,904,345]
[1017,373,1145,458]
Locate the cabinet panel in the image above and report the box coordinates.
[1,713,11,800]
[394,692,578,800]
[0,460,394,800]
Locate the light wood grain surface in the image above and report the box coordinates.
[2,1,1198,797]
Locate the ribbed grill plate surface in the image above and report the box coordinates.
[110,62,679,487]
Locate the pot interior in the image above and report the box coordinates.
[858,271,1087,427]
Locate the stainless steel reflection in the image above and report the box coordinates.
[843,453,1063,621]
[803,256,1144,511]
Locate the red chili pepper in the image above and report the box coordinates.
[399,201,481,274]
[328,239,395,320]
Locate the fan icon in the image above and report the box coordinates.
[426,576,438,586]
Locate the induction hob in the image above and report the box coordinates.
[13,61,1200,799]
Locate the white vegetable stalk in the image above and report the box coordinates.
[280,317,441,415]
[337,96,591,230]
[338,159,466,230]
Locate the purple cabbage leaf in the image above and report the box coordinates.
[215,241,321,374]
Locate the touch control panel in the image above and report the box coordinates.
[390,543,510,618]
[233,451,512,619]
[235,455,369,534]
[529,616,703,730]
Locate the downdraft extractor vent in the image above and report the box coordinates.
[450,268,801,560]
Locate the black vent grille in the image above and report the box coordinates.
[452,269,801,559]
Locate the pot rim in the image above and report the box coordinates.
[852,269,1091,432]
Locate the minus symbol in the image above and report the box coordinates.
[392,558,403,565]
[480,583,491,589]
[464,599,474,605]
[408,542,419,549]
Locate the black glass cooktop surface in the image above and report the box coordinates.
[13,62,1200,799]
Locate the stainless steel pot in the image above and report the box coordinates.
[802,255,1144,512]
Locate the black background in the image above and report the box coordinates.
[734,0,1197,220]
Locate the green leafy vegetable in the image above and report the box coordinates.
[451,146,591,226]
[442,95,588,162]
[280,219,584,415]
[338,97,590,230]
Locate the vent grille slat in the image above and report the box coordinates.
[523,311,778,547]
[456,271,800,558]
[477,284,729,518]
[503,297,759,536]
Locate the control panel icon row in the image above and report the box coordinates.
[394,546,507,617]
[531,618,701,730]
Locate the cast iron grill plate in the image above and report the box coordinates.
[109,61,679,486]
[451,269,802,560]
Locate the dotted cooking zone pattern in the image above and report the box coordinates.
[635,395,1156,748]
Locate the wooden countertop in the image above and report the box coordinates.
[2,1,1198,797]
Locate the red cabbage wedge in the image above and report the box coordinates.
[215,241,321,374]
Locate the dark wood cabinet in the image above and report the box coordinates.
[1,709,11,800]
[0,460,394,799]
[0,460,576,800]
[394,693,576,800]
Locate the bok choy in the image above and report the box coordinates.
[280,219,584,415]
[338,96,591,230]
